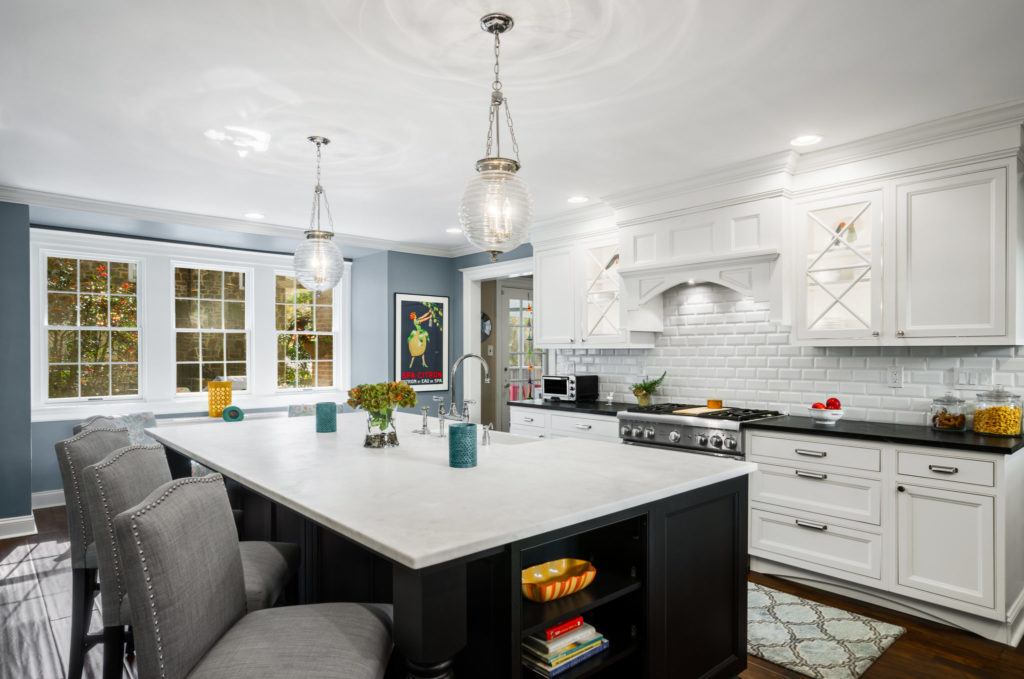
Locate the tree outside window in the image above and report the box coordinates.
[174,266,247,393]
[275,274,334,389]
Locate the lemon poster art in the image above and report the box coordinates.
[394,293,449,391]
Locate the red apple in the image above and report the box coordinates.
[826,397,842,410]
[811,402,827,409]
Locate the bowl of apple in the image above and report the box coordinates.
[808,397,844,424]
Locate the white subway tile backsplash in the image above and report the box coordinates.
[554,283,1021,424]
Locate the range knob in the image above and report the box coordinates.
[620,424,631,437]
[696,433,709,446]
[631,426,644,437]
[644,427,656,439]
[709,435,723,448]
[668,430,682,443]
[725,437,738,450]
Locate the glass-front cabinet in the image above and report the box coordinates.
[580,240,623,344]
[793,188,884,342]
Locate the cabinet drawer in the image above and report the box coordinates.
[749,434,881,472]
[549,414,620,441]
[897,451,994,487]
[509,425,545,439]
[509,408,546,429]
[751,463,881,525]
[750,508,882,580]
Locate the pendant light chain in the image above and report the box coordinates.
[481,31,520,164]
[308,137,335,235]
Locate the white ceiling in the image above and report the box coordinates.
[2,0,1024,253]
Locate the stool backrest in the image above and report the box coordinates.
[82,443,172,628]
[55,426,131,567]
[114,475,246,679]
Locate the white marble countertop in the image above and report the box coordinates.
[146,412,756,569]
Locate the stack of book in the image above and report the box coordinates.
[522,616,609,677]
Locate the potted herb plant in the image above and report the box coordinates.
[347,381,417,448]
[631,371,667,407]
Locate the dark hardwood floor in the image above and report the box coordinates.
[3,506,1024,678]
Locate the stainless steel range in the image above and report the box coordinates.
[617,404,782,458]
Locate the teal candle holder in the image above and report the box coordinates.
[221,405,245,422]
[316,402,337,433]
[448,422,477,468]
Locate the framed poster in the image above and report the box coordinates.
[395,293,449,391]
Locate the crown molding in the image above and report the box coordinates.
[0,185,459,259]
[603,151,797,211]
[793,98,1024,173]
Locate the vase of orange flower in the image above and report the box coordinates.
[347,381,417,448]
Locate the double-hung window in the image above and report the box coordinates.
[173,265,249,393]
[44,255,140,400]
[275,274,335,389]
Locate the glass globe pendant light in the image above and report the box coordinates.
[293,135,344,291]
[458,13,533,262]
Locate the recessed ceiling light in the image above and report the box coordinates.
[243,212,265,220]
[687,279,696,285]
[567,195,590,204]
[790,134,823,147]
[446,227,463,234]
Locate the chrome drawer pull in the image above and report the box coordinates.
[795,519,828,531]
[795,448,827,458]
[795,470,828,480]
[522,417,534,423]
[575,424,593,430]
[928,464,959,474]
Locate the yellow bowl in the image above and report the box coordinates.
[521,558,597,603]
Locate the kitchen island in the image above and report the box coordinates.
[148,412,755,678]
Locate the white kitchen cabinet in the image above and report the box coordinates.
[746,428,1024,645]
[792,161,1019,346]
[507,405,621,442]
[534,235,655,349]
[894,168,1007,339]
[533,245,576,345]
[792,188,885,343]
[894,483,995,609]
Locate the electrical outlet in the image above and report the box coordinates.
[954,368,992,388]
[886,365,904,388]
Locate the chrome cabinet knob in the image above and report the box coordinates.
[896,330,905,337]
[871,331,880,337]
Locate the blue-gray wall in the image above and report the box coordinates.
[0,202,32,519]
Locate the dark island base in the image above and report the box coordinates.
[166,449,748,679]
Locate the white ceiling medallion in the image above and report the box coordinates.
[457,13,534,262]
[293,136,344,291]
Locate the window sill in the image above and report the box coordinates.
[31,390,350,423]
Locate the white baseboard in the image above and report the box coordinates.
[0,514,37,540]
[31,489,66,510]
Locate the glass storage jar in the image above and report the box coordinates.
[973,385,1023,436]
[929,393,967,431]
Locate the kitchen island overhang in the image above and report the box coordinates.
[148,412,754,678]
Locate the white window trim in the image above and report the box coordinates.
[38,247,146,404]
[30,230,353,421]
[170,260,255,398]
[272,269,342,393]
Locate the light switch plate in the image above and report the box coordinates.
[954,367,992,389]
[486,345,494,356]
[886,366,903,388]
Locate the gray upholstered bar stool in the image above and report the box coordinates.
[55,425,132,679]
[114,474,393,679]
[82,443,302,679]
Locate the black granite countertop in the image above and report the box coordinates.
[745,416,1024,455]
[507,399,632,417]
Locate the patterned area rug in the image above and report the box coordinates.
[748,582,905,679]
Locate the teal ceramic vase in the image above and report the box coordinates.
[448,422,477,468]
[316,402,337,433]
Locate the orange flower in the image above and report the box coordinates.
[409,311,417,321]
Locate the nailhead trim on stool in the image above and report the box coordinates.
[126,476,225,679]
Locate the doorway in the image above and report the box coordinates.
[495,278,544,431]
